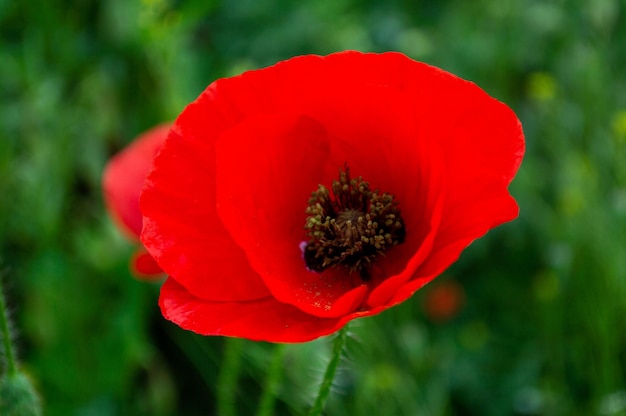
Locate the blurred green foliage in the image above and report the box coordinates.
[1,0,625,415]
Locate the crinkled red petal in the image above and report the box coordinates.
[102,124,170,240]
[141,106,271,302]
[399,59,524,284]
[160,277,353,343]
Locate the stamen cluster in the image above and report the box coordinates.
[304,166,405,280]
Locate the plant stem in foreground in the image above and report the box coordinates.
[307,325,349,416]
[0,275,17,377]
[217,337,244,416]
[256,343,286,416]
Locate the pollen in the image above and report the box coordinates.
[303,165,406,280]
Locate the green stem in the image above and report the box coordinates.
[0,274,17,376]
[217,337,244,416]
[256,344,286,416]
[307,325,349,416]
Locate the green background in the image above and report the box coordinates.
[1,0,625,414]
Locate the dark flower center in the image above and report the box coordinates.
[303,165,406,280]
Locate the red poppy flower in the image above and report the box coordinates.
[422,279,465,322]
[140,51,524,342]
[102,124,170,280]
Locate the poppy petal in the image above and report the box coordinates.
[411,84,523,280]
[160,277,350,343]
[103,124,170,240]
[141,108,271,302]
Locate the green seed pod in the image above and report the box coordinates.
[0,372,42,416]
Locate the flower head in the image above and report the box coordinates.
[140,51,524,342]
[102,124,170,280]
[422,279,466,322]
